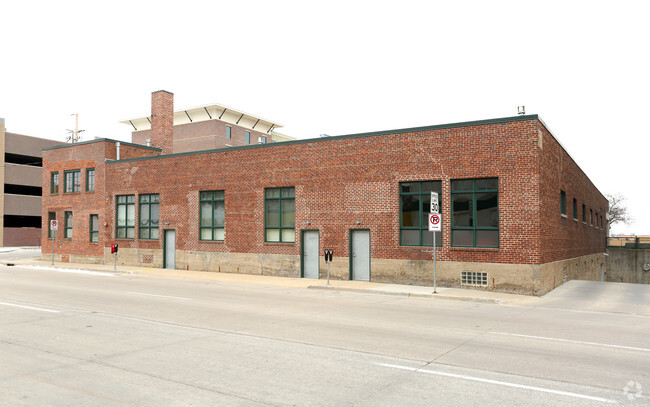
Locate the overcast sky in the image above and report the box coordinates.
[2,1,648,235]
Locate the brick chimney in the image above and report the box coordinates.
[150,90,174,154]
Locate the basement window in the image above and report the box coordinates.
[461,271,487,286]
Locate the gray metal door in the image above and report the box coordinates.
[601,263,605,282]
[350,230,370,281]
[302,230,319,279]
[164,230,175,269]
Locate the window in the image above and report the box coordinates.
[399,180,442,246]
[260,136,267,144]
[48,212,56,239]
[86,168,95,192]
[51,172,59,194]
[64,170,81,193]
[590,209,593,226]
[139,194,160,239]
[582,204,586,223]
[461,271,488,286]
[560,190,566,216]
[64,211,73,238]
[226,126,231,139]
[451,178,498,248]
[90,214,99,243]
[116,195,135,239]
[200,191,225,241]
[265,187,295,242]
[245,131,250,144]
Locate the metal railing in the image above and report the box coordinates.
[607,236,650,249]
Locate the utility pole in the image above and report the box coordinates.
[67,113,85,143]
[74,113,79,143]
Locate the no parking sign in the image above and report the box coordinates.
[428,213,442,232]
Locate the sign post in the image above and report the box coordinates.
[429,192,441,294]
[50,220,58,265]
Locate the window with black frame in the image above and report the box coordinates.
[451,178,498,248]
[399,180,442,246]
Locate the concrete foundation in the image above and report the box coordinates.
[42,248,608,296]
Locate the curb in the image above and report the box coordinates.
[308,285,501,304]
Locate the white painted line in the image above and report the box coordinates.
[24,265,115,277]
[128,292,191,301]
[377,363,617,404]
[0,301,60,313]
[489,331,650,353]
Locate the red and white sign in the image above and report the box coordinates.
[50,220,58,230]
[428,213,442,232]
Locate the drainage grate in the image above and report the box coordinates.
[461,271,488,286]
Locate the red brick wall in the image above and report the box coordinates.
[47,116,606,267]
[102,118,551,265]
[537,124,608,263]
[150,91,174,155]
[42,140,161,256]
[132,119,273,153]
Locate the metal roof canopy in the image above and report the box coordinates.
[120,103,284,134]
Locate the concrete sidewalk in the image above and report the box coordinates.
[1,257,541,306]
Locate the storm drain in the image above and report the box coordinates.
[461,271,488,286]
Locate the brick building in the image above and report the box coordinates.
[121,90,294,155]
[42,91,608,295]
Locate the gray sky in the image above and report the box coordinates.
[2,0,648,235]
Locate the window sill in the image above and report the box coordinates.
[561,214,568,219]
[450,246,499,252]
[400,245,443,249]
[199,240,225,243]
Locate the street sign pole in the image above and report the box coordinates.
[433,227,437,294]
[430,192,439,294]
[50,219,58,265]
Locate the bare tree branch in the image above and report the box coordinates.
[605,193,633,228]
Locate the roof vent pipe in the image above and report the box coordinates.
[116,142,121,160]
[517,106,526,115]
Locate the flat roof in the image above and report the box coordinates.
[108,114,540,164]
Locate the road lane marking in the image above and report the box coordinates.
[0,301,60,313]
[489,331,650,353]
[128,292,191,301]
[376,363,617,404]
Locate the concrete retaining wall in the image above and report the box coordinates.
[606,247,650,284]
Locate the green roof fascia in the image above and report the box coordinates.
[106,114,540,165]
[42,138,162,152]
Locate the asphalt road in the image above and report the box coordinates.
[0,263,648,406]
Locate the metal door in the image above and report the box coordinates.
[350,230,370,281]
[164,229,176,269]
[601,263,605,282]
[302,230,320,279]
